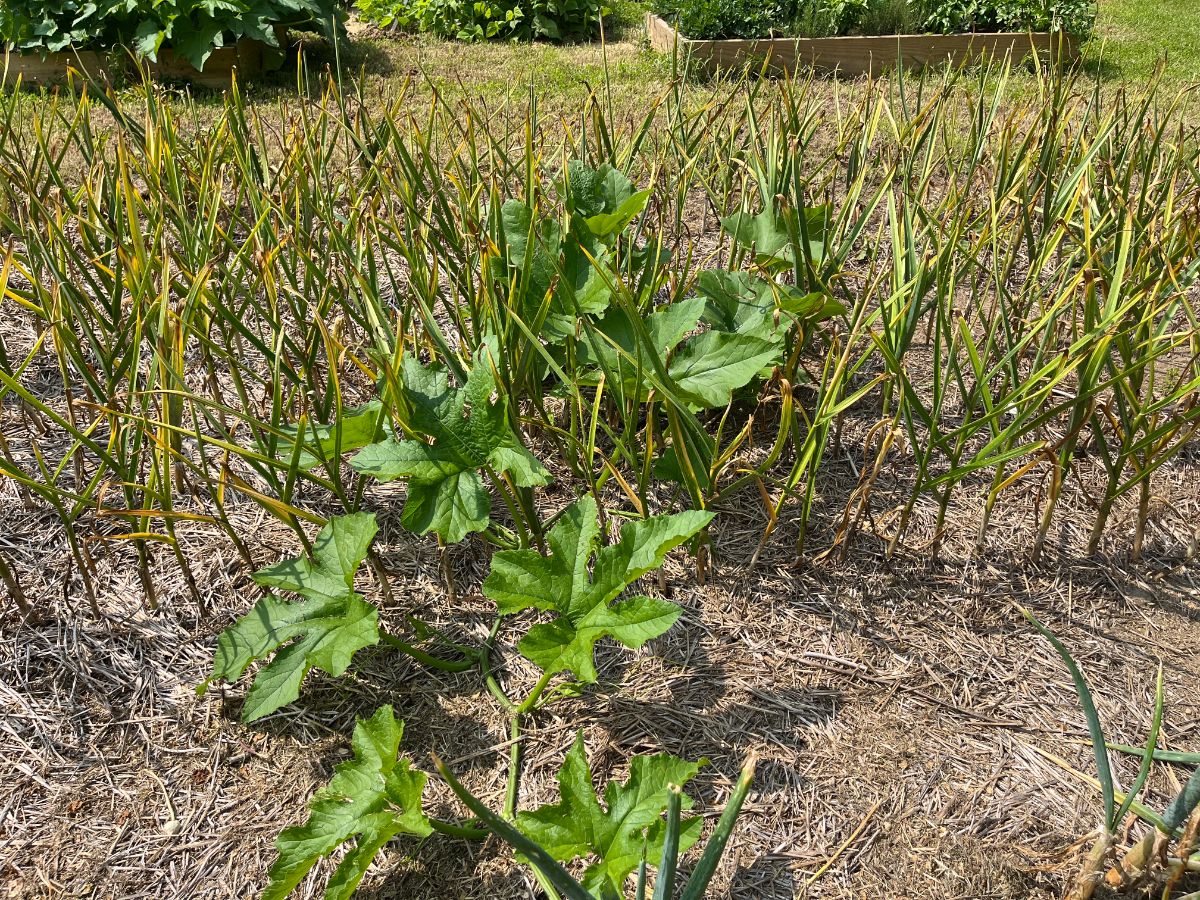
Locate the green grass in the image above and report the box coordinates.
[1083,0,1200,83]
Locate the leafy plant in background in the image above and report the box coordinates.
[650,0,796,40]
[823,0,869,33]
[651,0,1094,38]
[355,0,427,29]
[356,0,605,40]
[917,0,1094,36]
[0,0,343,69]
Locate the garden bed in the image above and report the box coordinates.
[3,48,1199,900]
[1,38,274,89]
[646,13,1078,75]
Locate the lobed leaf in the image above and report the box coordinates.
[201,513,381,722]
[483,495,712,682]
[517,732,706,899]
[352,346,549,544]
[264,706,432,900]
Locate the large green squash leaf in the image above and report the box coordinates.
[494,194,624,343]
[669,330,779,409]
[517,732,705,899]
[575,298,705,398]
[200,513,380,722]
[352,344,549,544]
[482,495,712,682]
[264,706,432,900]
[575,297,778,410]
[720,202,831,271]
[497,199,562,321]
[696,269,841,345]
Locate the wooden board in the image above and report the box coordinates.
[1,50,114,87]
[2,38,271,90]
[646,14,1078,76]
[150,38,268,89]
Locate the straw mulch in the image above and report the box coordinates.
[2,433,1199,899]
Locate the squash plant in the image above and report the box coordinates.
[0,0,343,70]
[351,344,550,545]
[195,158,828,897]
[205,494,748,898]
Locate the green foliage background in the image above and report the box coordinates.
[356,0,606,40]
[651,0,1095,39]
[0,0,344,69]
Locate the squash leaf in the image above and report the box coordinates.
[721,203,831,271]
[264,706,432,900]
[669,330,779,409]
[200,513,380,722]
[576,298,778,410]
[352,345,549,544]
[276,400,385,471]
[517,732,705,899]
[696,270,842,346]
[482,495,712,682]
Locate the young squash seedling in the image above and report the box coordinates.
[263,706,489,900]
[263,706,434,900]
[513,733,706,899]
[222,487,728,899]
[482,494,714,819]
[483,494,713,694]
[259,709,755,900]
[352,343,550,548]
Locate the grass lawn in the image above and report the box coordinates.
[1084,0,1200,83]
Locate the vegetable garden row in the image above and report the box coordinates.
[1,61,1199,898]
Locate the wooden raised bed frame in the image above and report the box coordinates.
[646,13,1078,76]
[2,38,272,90]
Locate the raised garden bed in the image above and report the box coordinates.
[646,12,1078,76]
[2,38,274,89]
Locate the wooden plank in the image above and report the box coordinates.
[2,38,271,90]
[1,50,113,87]
[150,39,266,89]
[645,14,1078,76]
[647,11,682,53]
